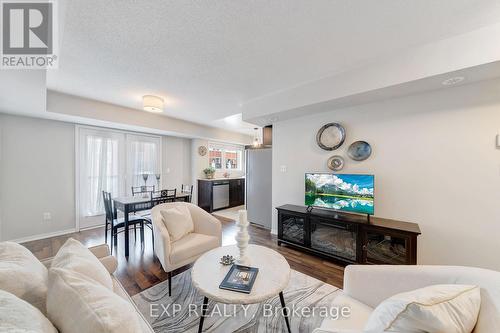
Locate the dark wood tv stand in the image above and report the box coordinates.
[276,205,421,265]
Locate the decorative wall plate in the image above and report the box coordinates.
[198,145,207,156]
[316,123,346,151]
[347,141,372,161]
[327,155,345,171]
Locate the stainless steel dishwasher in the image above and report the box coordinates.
[212,180,230,210]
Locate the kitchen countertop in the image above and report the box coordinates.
[198,177,245,181]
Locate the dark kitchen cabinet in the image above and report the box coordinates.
[198,178,245,213]
[229,178,245,207]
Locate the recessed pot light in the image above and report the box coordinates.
[441,76,465,86]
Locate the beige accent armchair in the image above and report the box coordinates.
[151,202,222,296]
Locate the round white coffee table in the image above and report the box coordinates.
[191,244,291,333]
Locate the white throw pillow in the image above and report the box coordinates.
[0,289,57,333]
[160,204,194,241]
[47,267,143,333]
[51,238,113,290]
[364,284,481,333]
[0,241,48,314]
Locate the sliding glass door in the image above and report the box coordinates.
[77,127,161,229]
[127,134,160,189]
[80,129,125,219]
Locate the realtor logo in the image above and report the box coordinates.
[1,0,58,69]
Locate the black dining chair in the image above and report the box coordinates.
[152,189,177,205]
[130,185,155,235]
[142,189,177,251]
[179,184,193,203]
[102,191,147,255]
[131,185,155,197]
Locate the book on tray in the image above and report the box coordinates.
[219,264,259,294]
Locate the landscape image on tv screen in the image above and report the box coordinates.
[305,173,374,215]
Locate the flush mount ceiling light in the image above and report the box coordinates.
[441,76,465,86]
[142,95,164,113]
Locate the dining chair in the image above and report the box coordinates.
[179,184,193,203]
[142,189,177,251]
[102,191,147,255]
[131,185,155,197]
[152,189,177,205]
[130,185,155,233]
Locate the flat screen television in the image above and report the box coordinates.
[305,173,374,215]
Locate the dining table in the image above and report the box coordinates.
[112,192,191,257]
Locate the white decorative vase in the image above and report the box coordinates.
[235,210,250,265]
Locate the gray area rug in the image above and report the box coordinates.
[132,269,341,333]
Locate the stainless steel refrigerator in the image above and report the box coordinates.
[246,148,272,229]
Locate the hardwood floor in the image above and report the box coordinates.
[22,217,345,296]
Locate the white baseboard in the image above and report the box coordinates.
[9,228,77,244]
[79,223,104,232]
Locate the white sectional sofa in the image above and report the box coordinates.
[42,243,155,333]
[314,265,500,333]
[0,241,154,333]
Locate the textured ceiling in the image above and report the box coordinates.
[47,0,500,133]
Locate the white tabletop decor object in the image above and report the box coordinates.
[235,210,250,265]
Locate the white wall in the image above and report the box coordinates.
[0,114,76,241]
[162,136,192,190]
[0,114,193,241]
[47,91,252,145]
[272,78,500,271]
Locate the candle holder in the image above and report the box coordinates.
[142,173,149,186]
[235,210,250,265]
[141,173,149,197]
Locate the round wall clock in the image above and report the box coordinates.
[198,146,207,156]
[347,141,372,161]
[316,123,346,151]
[327,155,344,171]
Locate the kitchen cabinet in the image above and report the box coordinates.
[229,178,245,207]
[198,178,245,213]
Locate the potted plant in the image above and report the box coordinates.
[203,167,216,179]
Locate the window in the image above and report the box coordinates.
[208,146,223,169]
[78,127,160,229]
[224,149,241,170]
[208,143,243,171]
